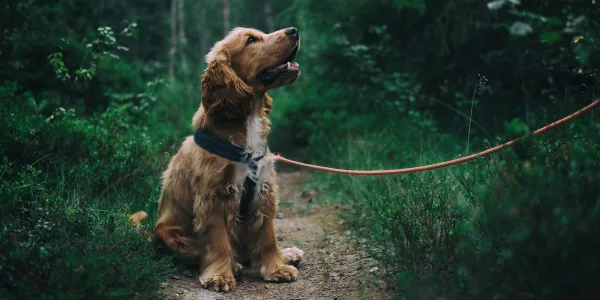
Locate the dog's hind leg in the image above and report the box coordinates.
[154,222,201,260]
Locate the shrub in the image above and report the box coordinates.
[0,160,173,299]
[0,78,179,298]
[0,82,164,197]
[304,115,599,299]
[454,119,600,299]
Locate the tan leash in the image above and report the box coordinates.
[274,100,599,176]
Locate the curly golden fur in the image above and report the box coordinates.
[132,27,303,293]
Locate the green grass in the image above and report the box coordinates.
[297,116,600,299]
[0,162,175,299]
[0,81,189,299]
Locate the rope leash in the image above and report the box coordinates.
[274,100,599,176]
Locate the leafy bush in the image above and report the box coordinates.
[0,3,187,297]
[272,0,598,149]
[269,1,600,298]
[0,79,179,298]
[454,119,600,299]
[0,162,173,299]
[0,82,163,197]
[303,115,599,299]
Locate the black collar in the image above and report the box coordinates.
[193,129,267,163]
[193,129,267,217]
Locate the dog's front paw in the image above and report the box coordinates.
[281,247,304,266]
[199,272,236,292]
[261,264,298,282]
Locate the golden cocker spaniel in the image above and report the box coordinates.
[140,27,304,292]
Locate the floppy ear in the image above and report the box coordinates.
[200,50,253,119]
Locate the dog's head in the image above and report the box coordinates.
[200,27,301,118]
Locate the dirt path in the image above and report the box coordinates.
[163,171,392,300]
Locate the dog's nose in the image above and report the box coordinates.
[285,27,299,39]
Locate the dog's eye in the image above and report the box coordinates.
[246,36,258,45]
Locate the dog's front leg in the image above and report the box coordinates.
[251,181,299,282]
[196,197,236,292]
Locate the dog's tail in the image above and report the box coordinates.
[128,210,154,242]
[128,211,148,228]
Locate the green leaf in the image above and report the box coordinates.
[540,31,562,44]
[546,17,563,26]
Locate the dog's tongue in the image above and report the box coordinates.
[274,62,300,70]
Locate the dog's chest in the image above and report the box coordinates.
[231,113,274,200]
[245,113,265,155]
[233,158,275,196]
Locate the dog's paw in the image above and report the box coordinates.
[199,272,236,292]
[261,264,298,282]
[281,247,304,267]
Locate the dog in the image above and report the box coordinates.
[131,27,304,292]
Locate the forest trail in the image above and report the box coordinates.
[162,170,393,300]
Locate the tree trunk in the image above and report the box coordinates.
[252,0,261,30]
[169,0,177,80]
[177,0,186,74]
[198,2,209,60]
[221,0,230,36]
[264,1,274,32]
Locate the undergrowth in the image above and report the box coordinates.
[301,115,600,299]
[0,81,184,299]
[0,163,173,299]
[0,7,190,296]
[270,1,600,298]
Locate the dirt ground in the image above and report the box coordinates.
[162,171,393,300]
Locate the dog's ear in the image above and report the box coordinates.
[200,50,253,119]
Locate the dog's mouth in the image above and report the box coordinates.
[257,46,300,85]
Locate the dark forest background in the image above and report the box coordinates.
[1,0,599,299]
